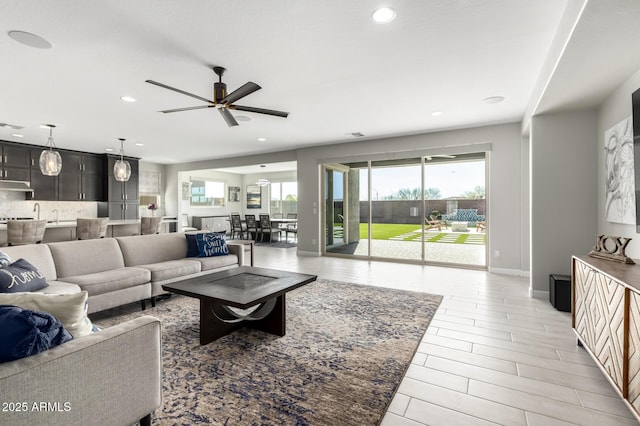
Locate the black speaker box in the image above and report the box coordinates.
[549,274,571,312]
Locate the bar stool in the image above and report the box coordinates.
[141,217,163,235]
[7,219,47,246]
[76,218,108,240]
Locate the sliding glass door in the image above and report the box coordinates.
[322,152,487,268]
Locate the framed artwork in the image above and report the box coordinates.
[604,116,635,224]
[181,182,190,200]
[228,186,240,202]
[246,185,261,209]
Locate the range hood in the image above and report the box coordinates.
[0,180,34,193]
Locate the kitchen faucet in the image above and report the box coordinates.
[33,203,40,220]
[52,209,58,224]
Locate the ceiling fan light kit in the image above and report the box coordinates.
[39,124,62,176]
[146,66,289,127]
[113,138,132,182]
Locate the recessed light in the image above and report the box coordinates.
[105,148,114,152]
[8,30,52,49]
[482,96,505,104]
[257,137,267,142]
[120,96,136,103]
[135,143,144,147]
[235,115,251,122]
[431,111,443,117]
[11,133,24,138]
[372,7,396,24]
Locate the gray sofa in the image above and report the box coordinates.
[0,232,245,425]
[0,315,162,426]
[1,232,245,314]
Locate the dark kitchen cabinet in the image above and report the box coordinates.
[0,143,30,181]
[106,156,139,220]
[29,149,58,200]
[58,152,105,201]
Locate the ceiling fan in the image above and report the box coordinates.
[145,66,289,127]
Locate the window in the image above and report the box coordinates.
[139,171,161,210]
[190,179,225,207]
[270,181,297,215]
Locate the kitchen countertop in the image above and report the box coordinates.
[0,219,175,230]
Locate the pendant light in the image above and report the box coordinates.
[39,124,62,176]
[113,138,131,182]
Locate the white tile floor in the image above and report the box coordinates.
[253,245,639,426]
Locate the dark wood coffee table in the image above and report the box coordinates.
[162,266,317,344]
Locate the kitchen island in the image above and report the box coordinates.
[0,218,176,245]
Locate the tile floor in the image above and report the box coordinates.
[253,245,639,426]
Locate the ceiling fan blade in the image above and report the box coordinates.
[230,105,289,118]
[146,80,214,104]
[220,82,261,104]
[219,107,239,127]
[160,105,215,113]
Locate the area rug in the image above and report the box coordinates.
[93,280,442,425]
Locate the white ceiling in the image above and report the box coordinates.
[2,1,569,164]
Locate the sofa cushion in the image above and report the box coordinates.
[61,267,151,297]
[0,244,58,281]
[116,233,190,266]
[0,305,73,363]
[138,259,201,283]
[0,291,93,338]
[196,233,229,257]
[198,254,240,271]
[34,281,81,295]
[0,259,48,293]
[48,238,126,278]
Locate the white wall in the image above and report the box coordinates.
[597,68,640,258]
[296,123,526,273]
[529,110,598,297]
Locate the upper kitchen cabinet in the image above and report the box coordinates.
[29,148,58,200]
[58,151,106,201]
[106,155,139,220]
[0,142,30,181]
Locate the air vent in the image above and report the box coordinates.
[0,123,24,130]
[347,132,365,137]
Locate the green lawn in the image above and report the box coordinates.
[358,223,421,239]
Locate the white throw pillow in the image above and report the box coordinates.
[0,291,93,338]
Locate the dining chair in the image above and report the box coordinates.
[258,214,281,243]
[230,214,246,239]
[244,215,259,241]
[141,217,163,235]
[272,212,283,219]
[76,218,108,240]
[286,213,297,219]
[7,219,47,246]
[285,221,298,242]
[181,214,197,232]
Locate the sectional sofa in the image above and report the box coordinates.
[0,232,245,425]
[0,232,245,314]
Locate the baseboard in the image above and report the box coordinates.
[297,250,320,257]
[530,289,550,300]
[488,267,528,277]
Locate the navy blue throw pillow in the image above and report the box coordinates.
[196,233,229,257]
[0,305,73,363]
[185,233,199,257]
[0,259,48,293]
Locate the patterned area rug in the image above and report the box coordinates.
[93,280,442,425]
